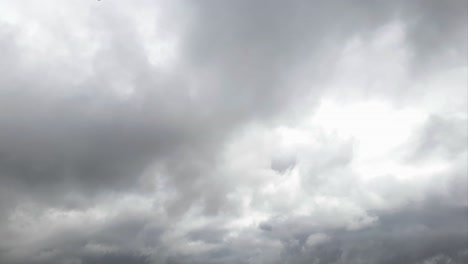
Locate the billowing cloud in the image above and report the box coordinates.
[0,0,466,263]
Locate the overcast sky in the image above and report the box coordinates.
[0,0,467,263]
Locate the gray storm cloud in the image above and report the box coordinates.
[0,0,466,263]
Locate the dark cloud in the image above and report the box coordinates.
[82,253,151,264]
[271,154,296,174]
[403,0,468,72]
[187,227,227,244]
[0,12,231,215]
[409,114,468,161]
[271,204,468,264]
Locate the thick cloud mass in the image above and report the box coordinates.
[0,0,466,263]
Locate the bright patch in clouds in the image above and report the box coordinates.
[314,99,426,158]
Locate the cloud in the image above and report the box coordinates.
[0,0,466,263]
[409,114,468,161]
[82,253,151,264]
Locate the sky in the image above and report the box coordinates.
[0,0,466,263]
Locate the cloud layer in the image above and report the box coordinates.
[0,0,466,263]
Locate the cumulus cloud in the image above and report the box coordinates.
[0,0,466,263]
